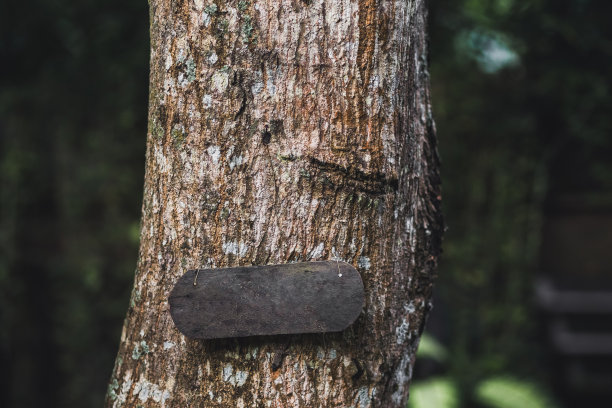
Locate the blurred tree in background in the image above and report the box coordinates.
[423,0,612,407]
[0,1,148,406]
[0,0,610,407]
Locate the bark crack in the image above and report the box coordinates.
[308,156,398,196]
[271,341,291,371]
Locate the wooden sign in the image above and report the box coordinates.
[168,261,364,339]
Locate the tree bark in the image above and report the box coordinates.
[106,0,442,406]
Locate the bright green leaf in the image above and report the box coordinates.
[416,333,448,363]
[475,377,557,408]
[408,378,459,408]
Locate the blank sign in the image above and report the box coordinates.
[168,261,364,339]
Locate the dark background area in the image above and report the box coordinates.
[1,0,611,407]
[414,1,612,407]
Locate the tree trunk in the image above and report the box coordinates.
[106,0,442,406]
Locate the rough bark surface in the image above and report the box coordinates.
[106,0,442,406]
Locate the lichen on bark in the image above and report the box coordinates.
[107,0,443,406]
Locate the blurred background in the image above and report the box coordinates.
[1,0,611,407]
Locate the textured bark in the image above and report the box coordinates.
[106,0,442,406]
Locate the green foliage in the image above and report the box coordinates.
[410,339,557,408]
[409,375,556,408]
[475,377,557,408]
[408,379,459,408]
[416,333,448,363]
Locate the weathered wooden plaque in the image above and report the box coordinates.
[168,261,364,339]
